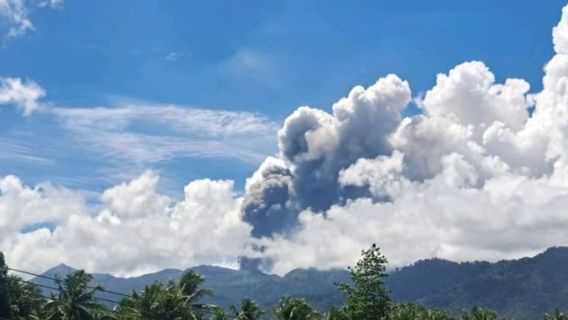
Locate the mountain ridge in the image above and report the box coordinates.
[33,247,568,319]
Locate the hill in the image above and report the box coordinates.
[34,247,568,319]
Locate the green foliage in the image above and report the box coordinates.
[210,306,227,320]
[0,252,44,320]
[115,270,212,320]
[232,298,263,320]
[324,308,349,320]
[5,248,568,320]
[42,270,107,320]
[179,271,213,301]
[273,297,321,320]
[459,306,500,320]
[544,309,568,320]
[389,303,424,320]
[0,252,11,319]
[419,309,452,320]
[6,276,44,319]
[388,303,450,320]
[336,244,391,320]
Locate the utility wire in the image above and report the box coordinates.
[16,278,122,305]
[8,266,242,319]
[8,267,131,298]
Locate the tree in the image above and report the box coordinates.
[336,244,392,320]
[0,252,11,319]
[388,303,450,320]
[324,308,348,320]
[179,271,213,305]
[6,276,44,319]
[460,306,500,320]
[0,252,44,320]
[42,270,107,320]
[419,309,451,320]
[115,282,194,320]
[388,303,423,320]
[114,270,211,320]
[210,306,227,320]
[231,298,263,320]
[273,297,321,320]
[544,309,568,320]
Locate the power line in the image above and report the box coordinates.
[7,267,131,298]
[16,278,122,305]
[8,266,243,319]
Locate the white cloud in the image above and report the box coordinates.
[0,77,45,115]
[0,0,32,38]
[248,4,568,274]
[0,0,62,38]
[259,172,568,275]
[553,5,568,55]
[224,49,280,86]
[3,3,568,279]
[0,171,251,276]
[418,61,531,131]
[39,0,63,9]
[51,103,278,164]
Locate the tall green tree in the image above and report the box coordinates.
[336,244,392,320]
[273,297,321,320]
[231,298,263,320]
[6,276,44,319]
[0,252,11,319]
[42,270,107,320]
[0,252,44,320]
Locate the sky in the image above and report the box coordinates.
[2,0,568,276]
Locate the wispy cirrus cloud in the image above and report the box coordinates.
[51,102,278,165]
[0,0,62,38]
[223,49,281,87]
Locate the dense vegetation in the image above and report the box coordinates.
[1,246,567,320]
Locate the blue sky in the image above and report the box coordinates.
[1,0,566,197]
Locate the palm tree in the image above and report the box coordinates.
[389,303,423,320]
[544,309,568,320]
[210,306,227,320]
[115,282,191,320]
[179,271,213,308]
[114,270,212,320]
[460,306,500,320]
[42,270,107,320]
[273,297,321,320]
[6,276,44,320]
[231,298,263,320]
[419,309,451,320]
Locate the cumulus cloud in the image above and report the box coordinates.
[0,77,45,115]
[1,171,251,276]
[244,3,568,273]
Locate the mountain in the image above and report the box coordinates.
[34,247,568,319]
[34,263,348,311]
[386,247,568,319]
